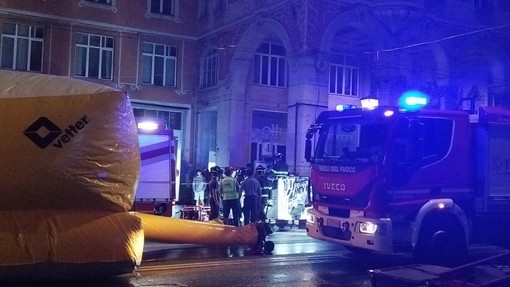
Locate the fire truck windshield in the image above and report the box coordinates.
[314,121,387,164]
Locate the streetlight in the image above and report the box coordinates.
[360,97,379,109]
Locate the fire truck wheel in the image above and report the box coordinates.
[414,216,468,266]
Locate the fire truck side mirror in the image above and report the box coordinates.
[305,138,312,162]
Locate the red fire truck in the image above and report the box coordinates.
[304,99,510,265]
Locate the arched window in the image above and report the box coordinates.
[253,42,287,87]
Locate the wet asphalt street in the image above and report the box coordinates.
[7,227,508,287]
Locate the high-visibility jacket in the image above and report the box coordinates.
[220,176,238,200]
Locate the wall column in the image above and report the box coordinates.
[287,55,328,176]
[215,57,252,168]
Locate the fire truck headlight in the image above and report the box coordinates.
[358,222,388,235]
[359,222,378,234]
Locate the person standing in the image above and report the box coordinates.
[208,170,220,220]
[241,168,262,225]
[255,165,272,220]
[192,169,206,206]
[273,153,289,176]
[201,167,211,205]
[220,167,241,226]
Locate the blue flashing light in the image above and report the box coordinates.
[336,104,356,111]
[399,90,429,111]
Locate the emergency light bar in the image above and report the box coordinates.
[399,90,429,111]
[336,104,357,111]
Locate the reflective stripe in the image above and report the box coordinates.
[221,177,238,200]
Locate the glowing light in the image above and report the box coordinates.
[137,121,159,131]
[384,110,394,117]
[405,96,428,106]
[438,202,445,209]
[336,104,356,111]
[359,221,378,234]
[399,90,429,111]
[361,97,379,109]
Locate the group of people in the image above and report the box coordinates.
[191,164,273,227]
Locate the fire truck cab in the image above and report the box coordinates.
[305,100,510,265]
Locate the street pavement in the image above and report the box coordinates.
[137,226,510,287]
[141,226,338,263]
[6,226,509,287]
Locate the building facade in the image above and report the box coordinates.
[1,0,510,179]
[195,0,510,175]
[0,0,199,189]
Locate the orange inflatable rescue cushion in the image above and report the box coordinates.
[0,70,140,212]
[0,210,144,282]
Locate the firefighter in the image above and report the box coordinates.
[255,165,271,220]
[208,167,221,220]
[240,168,262,225]
[272,153,289,176]
[219,167,241,226]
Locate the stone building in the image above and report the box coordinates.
[1,0,510,179]
[195,0,510,175]
[0,0,199,190]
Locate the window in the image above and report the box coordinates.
[142,42,177,87]
[317,122,387,162]
[253,42,286,87]
[393,117,453,167]
[74,33,113,79]
[201,48,218,88]
[79,0,116,12]
[133,108,182,130]
[329,54,359,97]
[150,0,175,16]
[84,0,112,5]
[250,110,288,164]
[1,23,43,72]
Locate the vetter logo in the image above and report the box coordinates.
[24,116,89,149]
